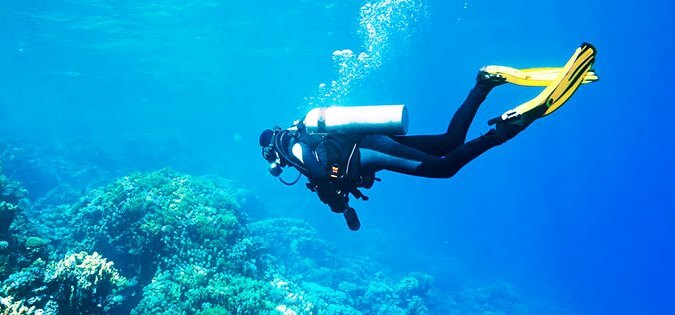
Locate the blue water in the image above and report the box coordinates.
[1,0,674,313]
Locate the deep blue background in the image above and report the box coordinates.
[1,0,673,313]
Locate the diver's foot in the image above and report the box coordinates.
[494,120,525,142]
[343,208,361,231]
[494,111,535,142]
[477,67,507,87]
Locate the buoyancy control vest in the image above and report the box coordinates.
[275,126,375,202]
[301,131,378,204]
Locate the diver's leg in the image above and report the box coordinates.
[392,78,498,156]
[413,130,506,178]
[360,135,440,175]
[444,79,497,142]
[360,131,507,178]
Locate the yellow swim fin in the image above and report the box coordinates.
[482,65,598,87]
[488,43,597,126]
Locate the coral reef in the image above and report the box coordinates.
[66,169,243,268]
[0,166,531,314]
[62,169,263,313]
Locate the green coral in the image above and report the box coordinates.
[133,267,276,314]
[196,305,229,315]
[199,274,275,313]
[24,237,49,249]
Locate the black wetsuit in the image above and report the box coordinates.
[359,80,513,178]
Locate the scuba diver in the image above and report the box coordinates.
[259,43,598,231]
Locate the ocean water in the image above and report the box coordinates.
[1,0,674,314]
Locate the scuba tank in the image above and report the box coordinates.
[303,105,408,135]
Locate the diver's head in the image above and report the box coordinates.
[259,128,283,177]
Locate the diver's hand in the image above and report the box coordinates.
[314,182,348,213]
[319,190,349,213]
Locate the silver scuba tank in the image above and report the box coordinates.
[303,105,408,135]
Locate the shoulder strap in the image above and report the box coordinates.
[273,129,309,175]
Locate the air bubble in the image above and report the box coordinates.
[304,0,427,109]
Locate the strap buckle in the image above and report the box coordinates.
[501,109,520,121]
[329,164,340,179]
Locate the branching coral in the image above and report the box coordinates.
[44,251,129,314]
[1,252,128,315]
[0,296,38,315]
[46,252,127,292]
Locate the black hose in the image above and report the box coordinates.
[279,171,302,186]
